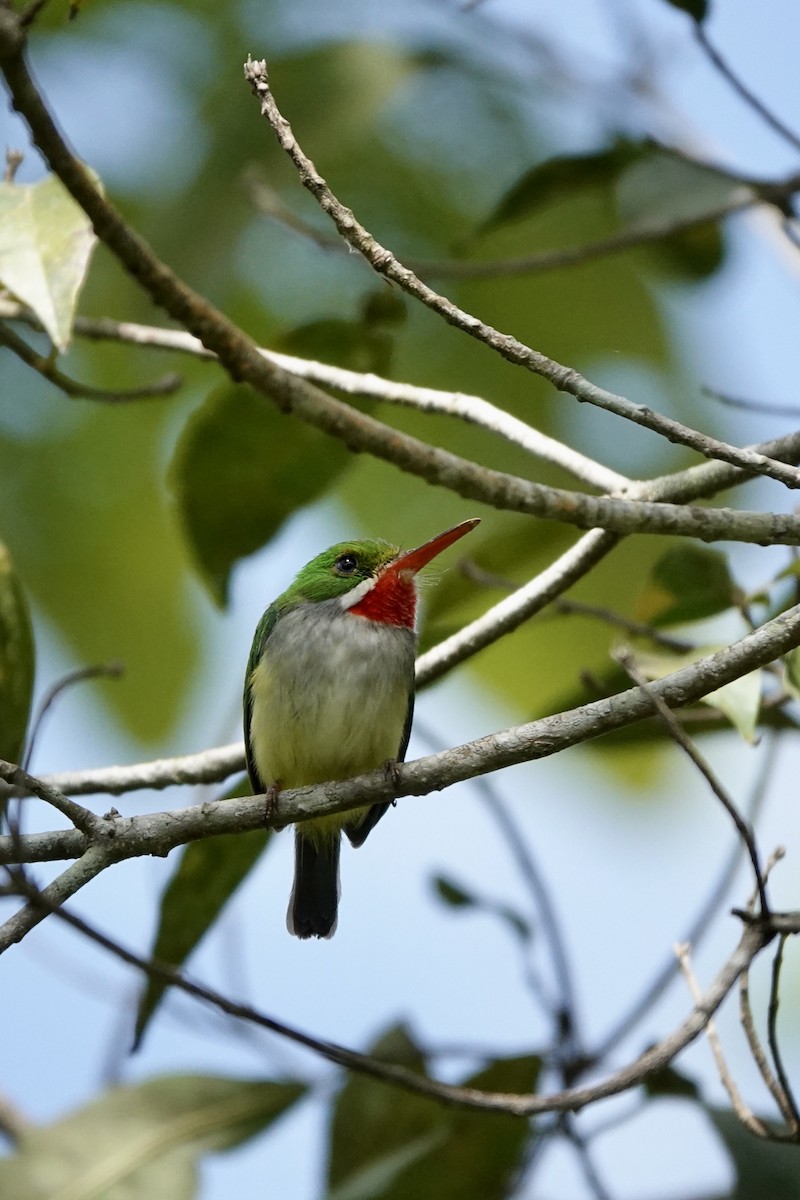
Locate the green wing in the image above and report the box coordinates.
[243,604,279,795]
[345,691,414,849]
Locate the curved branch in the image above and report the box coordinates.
[0,302,627,494]
[5,599,800,865]
[0,322,181,401]
[242,56,800,492]
[40,899,780,1117]
[1,17,799,526]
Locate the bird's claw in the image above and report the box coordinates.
[384,758,401,806]
[265,780,284,829]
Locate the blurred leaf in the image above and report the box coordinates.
[276,306,398,378]
[634,647,762,743]
[0,405,197,742]
[652,219,725,279]
[432,874,531,942]
[0,539,34,763]
[328,1024,539,1200]
[636,544,738,627]
[784,647,800,701]
[662,0,708,21]
[0,174,96,351]
[643,1063,701,1099]
[433,874,473,907]
[0,1073,304,1200]
[328,1025,445,1200]
[134,778,269,1049]
[616,149,737,278]
[479,139,647,233]
[707,1107,800,1199]
[170,384,353,604]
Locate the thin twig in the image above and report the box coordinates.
[0,302,623,492]
[245,158,797,284]
[703,384,800,420]
[553,597,695,652]
[766,934,800,1130]
[243,57,800,492]
[22,662,123,771]
[739,847,798,1129]
[676,941,771,1139]
[17,879,778,1117]
[695,25,800,156]
[416,720,584,1076]
[0,322,182,401]
[4,604,800,872]
[614,650,769,915]
[595,738,778,1061]
[0,760,100,837]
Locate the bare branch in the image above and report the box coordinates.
[409,187,779,281]
[767,934,800,1130]
[242,56,800,492]
[695,24,800,156]
[676,941,772,1139]
[0,322,182,401]
[0,761,102,837]
[595,740,778,1061]
[614,651,769,915]
[25,887,781,1118]
[0,301,624,492]
[0,844,111,951]
[3,601,800,869]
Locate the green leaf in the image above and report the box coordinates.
[0,174,97,351]
[616,149,736,278]
[0,1073,305,1200]
[276,292,405,378]
[432,874,531,942]
[479,139,648,233]
[328,1026,446,1200]
[401,1054,539,1200]
[643,1063,701,1099]
[170,384,353,604]
[636,543,738,627]
[661,0,709,22]
[328,1025,539,1200]
[133,778,270,1049]
[707,1107,800,1199]
[433,874,473,907]
[633,647,762,743]
[0,539,35,764]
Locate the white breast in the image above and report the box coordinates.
[248,602,416,791]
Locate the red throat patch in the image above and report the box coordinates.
[349,570,417,628]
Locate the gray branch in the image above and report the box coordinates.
[5,600,800,870]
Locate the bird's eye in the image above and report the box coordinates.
[335,553,358,575]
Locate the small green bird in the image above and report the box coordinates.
[244,518,479,939]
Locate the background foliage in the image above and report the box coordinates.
[2,0,800,1196]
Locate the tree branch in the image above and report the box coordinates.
[1,17,799,534]
[0,322,182,401]
[38,897,780,1116]
[242,56,800,492]
[4,601,800,868]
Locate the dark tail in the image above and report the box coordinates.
[287,831,340,939]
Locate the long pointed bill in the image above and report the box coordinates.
[391,518,480,578]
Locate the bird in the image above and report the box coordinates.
[243,518,480,939]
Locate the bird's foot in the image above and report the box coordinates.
[383,758,401,806]
[265,780,284,829]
